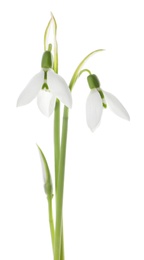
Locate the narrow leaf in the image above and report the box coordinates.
[44,17,53,51]
[51,12,58,73]
[37,145,53,196]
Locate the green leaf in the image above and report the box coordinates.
[69,49,105,91]
[37,145,53,197]
[44,17,52,51]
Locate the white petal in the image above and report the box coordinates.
[103,91,130,120]
[17,71,44,106]
[47,69,72,108]
[86,89,103,132]
[37,90,56,117]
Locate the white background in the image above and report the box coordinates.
[0,0,144,259]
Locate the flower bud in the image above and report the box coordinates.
[87,74,100,89]
[41,51,52,70]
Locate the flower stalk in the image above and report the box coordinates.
[54,99,60,192]
[47,195,55,253]
[54,107,69,260]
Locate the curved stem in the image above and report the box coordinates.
[78,68,91,77]
[69,49,104,91]
[53,48,104,260]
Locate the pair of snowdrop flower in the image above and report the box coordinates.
[17,49,130,131]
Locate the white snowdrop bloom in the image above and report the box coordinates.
[86,74,130,132]
[17,51,72,116]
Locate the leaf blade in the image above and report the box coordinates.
[37,145,53,197]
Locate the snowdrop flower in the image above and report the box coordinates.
[86,74,130,131]
[17,50,72,116]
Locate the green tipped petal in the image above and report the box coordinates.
[37,90,56,117]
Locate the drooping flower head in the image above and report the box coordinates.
[17,19,72,117]
[86,74,130,131]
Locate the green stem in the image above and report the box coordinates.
[54,107,69,260]
[54,100,65,260]
[54,100,60,191]
[69,49,104,91]
[53,48,104,260]
[78,68,91,77]
[60,223,65,260]
[47,196,55,253]
[52,14,65,259]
